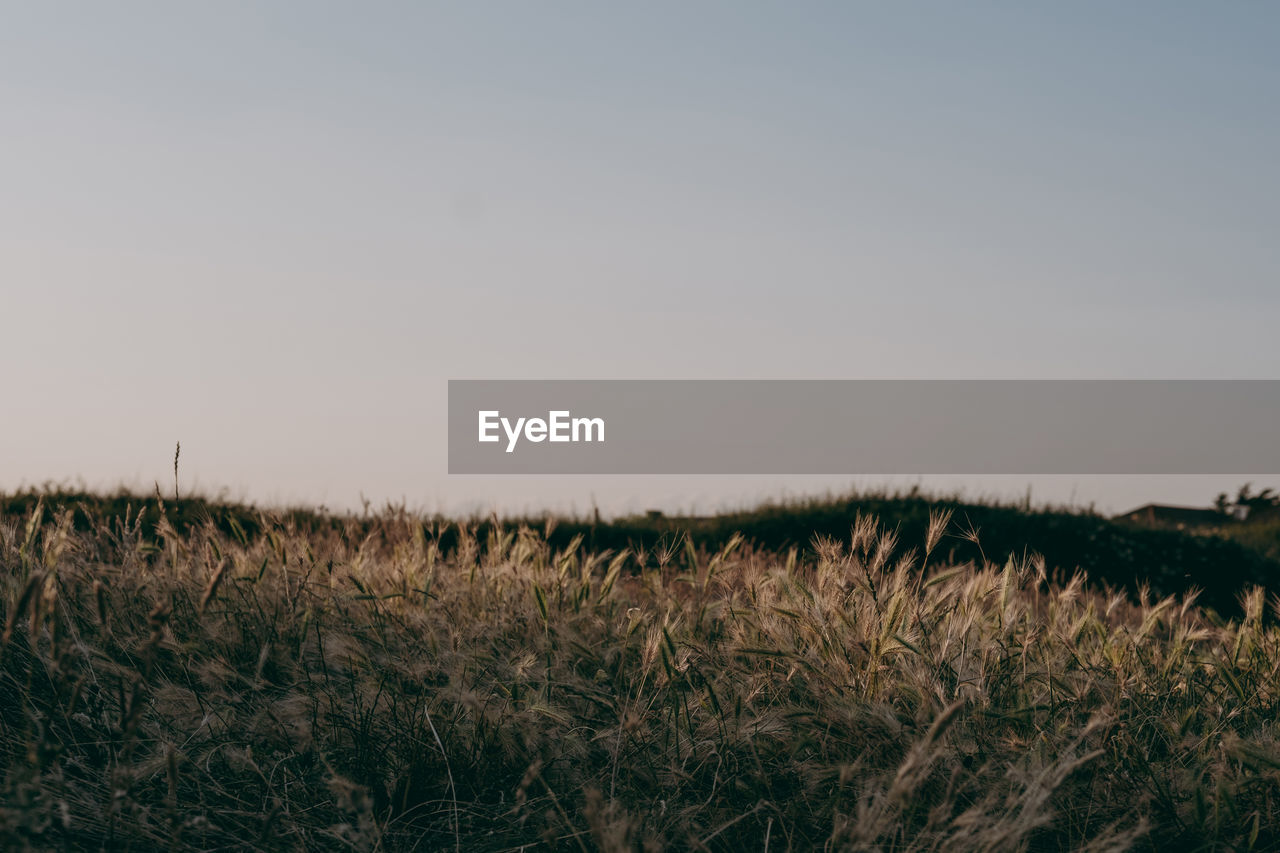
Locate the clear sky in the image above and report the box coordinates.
[3,2,1277,516]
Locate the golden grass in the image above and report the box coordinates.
[2,500,1279,850]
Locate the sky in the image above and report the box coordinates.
[2,2,1278,516]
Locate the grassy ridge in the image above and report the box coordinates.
[557,493,1280,619]
[8,487,1274,617]
[4,498,1280,850]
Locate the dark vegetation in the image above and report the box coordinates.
[5,490,1280,850]
[6,486,1278,619]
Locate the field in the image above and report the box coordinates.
[3,492,1280,851]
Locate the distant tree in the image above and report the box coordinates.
[1234,483,1279,510]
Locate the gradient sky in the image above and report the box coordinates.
[3,2,1278,516]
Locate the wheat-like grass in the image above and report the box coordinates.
[2,502,1279,850]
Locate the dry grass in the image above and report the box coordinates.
[3,499,1280,851]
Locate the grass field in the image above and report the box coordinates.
[4,493,1280,850]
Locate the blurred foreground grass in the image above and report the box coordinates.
[3,495,1280,850]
